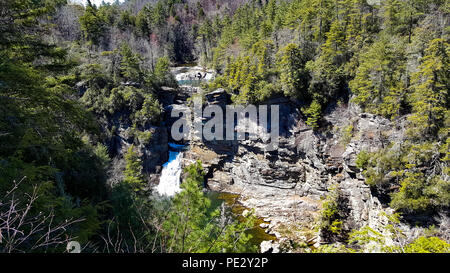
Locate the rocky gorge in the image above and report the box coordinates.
[105,65,447,253]
[181,87,397,252]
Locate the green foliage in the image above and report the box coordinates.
[390,173,449,212]
[357,141,449,213]
[316,212,450,253]
[348,226,385,249]
[123,145,144,191]
[356,146,403,187]
[2,0,449,254]
[346,212,407,253]
[341,124,354,145]
[117,10,136,31]
[408,38,449,139]
[313,243,354,253]
[350,37,408,119]
[80,63,108,89]
[0,0,107,252]
[355,150,371,170]
[151,57,177,87]
[93,143,111,170]
[205,0,447,143]
[347,213,450,253]
[302,100,322,130]
[209,39,279,104]
[277,43,309,99]
[136,130,153,146]
[119,43,142,82]
[319,184,346,241]
[79,1,106,46]
[163,161,257,253]
[404,236,450,253]
[82,85,161,127]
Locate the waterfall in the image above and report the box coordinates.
[156,144,185,197]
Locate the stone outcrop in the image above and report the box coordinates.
[106,123,169,187]
[260,240,280,253]
[180,89,407,251]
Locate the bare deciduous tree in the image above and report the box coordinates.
[0,177,84,253]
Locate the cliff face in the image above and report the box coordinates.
[105,124,169,187]
[179,86,411,252]
[87,84,172,188]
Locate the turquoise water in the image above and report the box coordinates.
[164,143,187,166]
[178,79,202,86]
[168,142,187,150]
[163,143,186,167]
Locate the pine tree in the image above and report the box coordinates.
[277,43,309,99]
[123,145,145,191]
[79,0,105,47]
[119,43,142,82]
[152,56,177,87]
[0,0,105,252]
[136,7,151,37]
[303,100,322,130]
[408,38,449,138]
[350,37,407,119]
[163,161,256,253]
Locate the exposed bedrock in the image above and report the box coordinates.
[181,90,409,252]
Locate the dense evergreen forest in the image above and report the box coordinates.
[0,0,449,253]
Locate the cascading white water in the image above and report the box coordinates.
[157,64,212,197]
[156,144,185,197]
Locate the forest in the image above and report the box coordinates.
[0,0,448,253]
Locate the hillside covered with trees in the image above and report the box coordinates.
[0,0,449,253]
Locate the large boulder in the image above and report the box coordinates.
[260,240,280,253]
[205,88,230,107]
